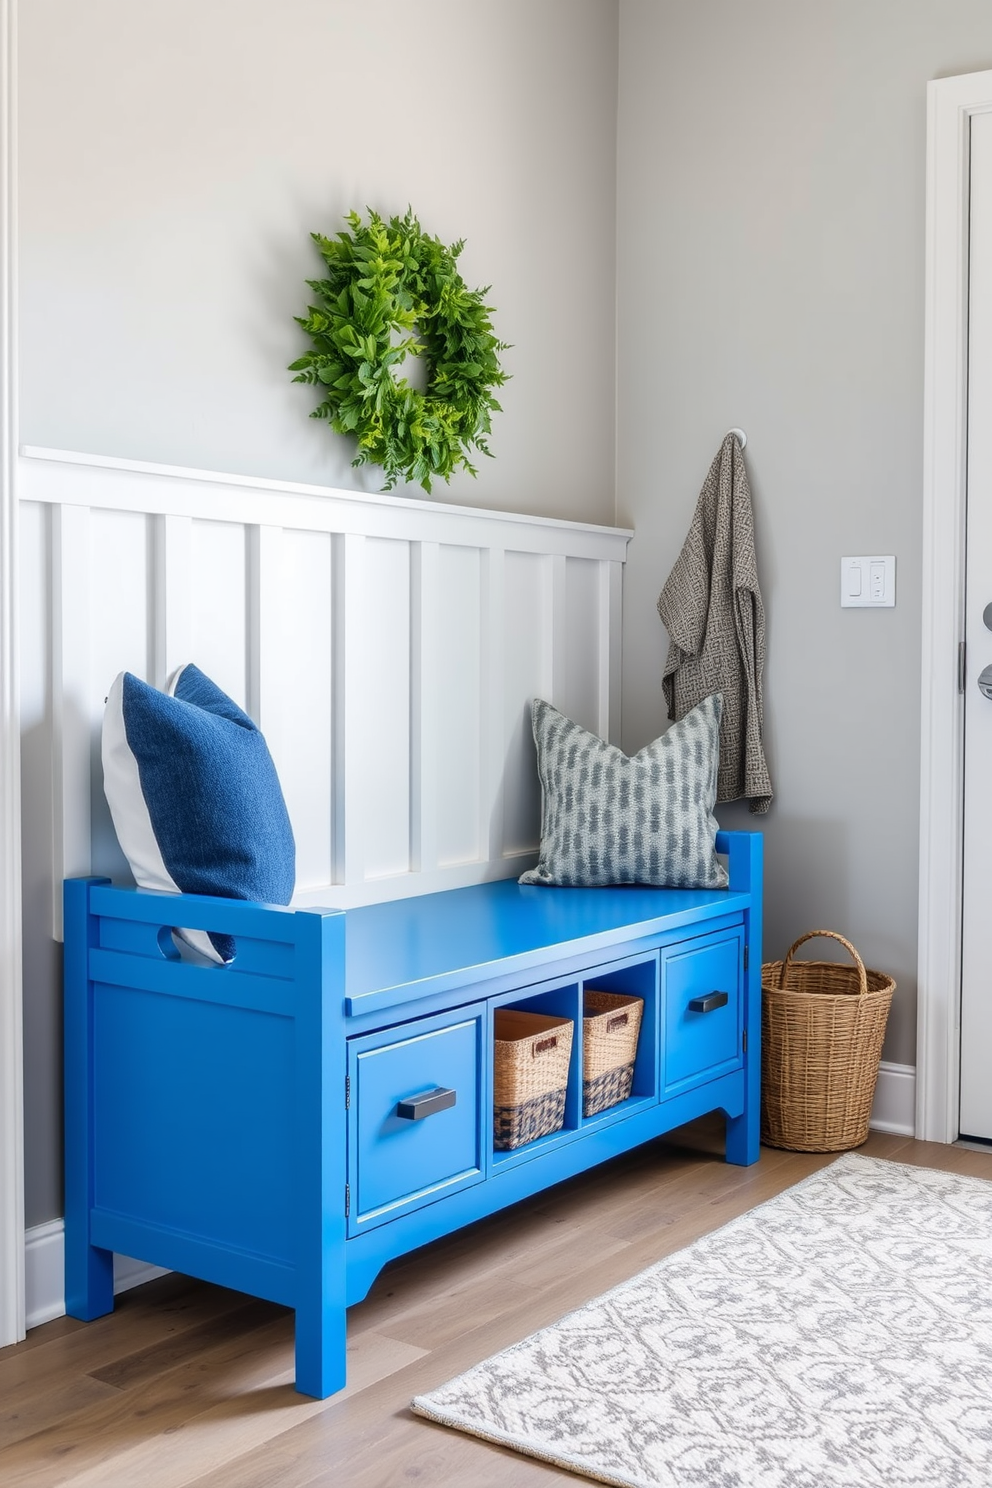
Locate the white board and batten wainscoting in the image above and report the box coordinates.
[19,444,629,931]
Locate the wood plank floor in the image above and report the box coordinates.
[4,1118,992,1488]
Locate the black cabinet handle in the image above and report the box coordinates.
[396,1086,457,1121]
[688,990,729,1014]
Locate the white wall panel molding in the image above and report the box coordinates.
[248,524,287,757]
[480,546,507,865]
[19,446,630,921]
[550,553,569,713]
[51,503,92,938]
[335,531,366,889]
[0,0,24,1350]
[919,70,992,1143]
[411,541,440,876]
[20,447,631,562]
[601,561,623,745]
[153,514,193,689]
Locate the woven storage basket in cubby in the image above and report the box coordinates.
[761,931,895,1153]
[493,1009,573,1150]
[582,991,643,1116]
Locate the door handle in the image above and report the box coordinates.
[396,1086,457,1120]
[688,990,729,1014]
[978,664,992,700]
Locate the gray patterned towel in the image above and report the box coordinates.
[657,433,772,814]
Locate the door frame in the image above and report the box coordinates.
[0,0,23,1348]
[918,69,992,1143]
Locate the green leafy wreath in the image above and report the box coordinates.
[290,209,509,493]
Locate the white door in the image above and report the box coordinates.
[960,110,992,1140]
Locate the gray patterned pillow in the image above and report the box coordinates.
[519,694,727,890]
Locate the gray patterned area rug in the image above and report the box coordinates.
[411,1154,992,1487]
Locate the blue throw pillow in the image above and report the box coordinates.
[102,664,296,962]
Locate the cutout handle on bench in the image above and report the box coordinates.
[396,1087,457,1121]
[688,990,729,1014]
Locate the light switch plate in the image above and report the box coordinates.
[841,555,895,608]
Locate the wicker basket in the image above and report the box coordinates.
[761,931,895,1153]
[582,990,644,1116]
[493,1009,573,1150]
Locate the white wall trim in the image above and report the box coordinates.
[23,1067,910,1333]
[19,446,633,558]
[869,1061,917,1138]
[25,1220,168,1331]
[918,69,992,1144]
[19,1061,912,1333]
[0,0,24,1350]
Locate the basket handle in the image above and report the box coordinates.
[779,930,868,996]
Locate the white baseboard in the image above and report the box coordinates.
[24,1064,918,1330]
[869,1061,917,1137]
[25,1218,168,1330]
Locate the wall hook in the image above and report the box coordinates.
[726,427,747,449]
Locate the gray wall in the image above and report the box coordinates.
[17,0,619,1228]
[617,0,992,1066]
[18,0,618,524]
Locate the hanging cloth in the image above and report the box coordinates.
[656,433,772,814]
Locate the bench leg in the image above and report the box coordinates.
[64,1219,114,1321]
[725,1106,760,1167]
[294,1299,347,1399]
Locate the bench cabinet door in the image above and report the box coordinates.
[662,927,744,1097]
[348,1003,486,1235]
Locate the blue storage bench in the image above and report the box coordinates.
[64,829,762,1399]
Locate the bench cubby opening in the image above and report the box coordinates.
[491,981,582,1167]
[579,953,659,1127]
